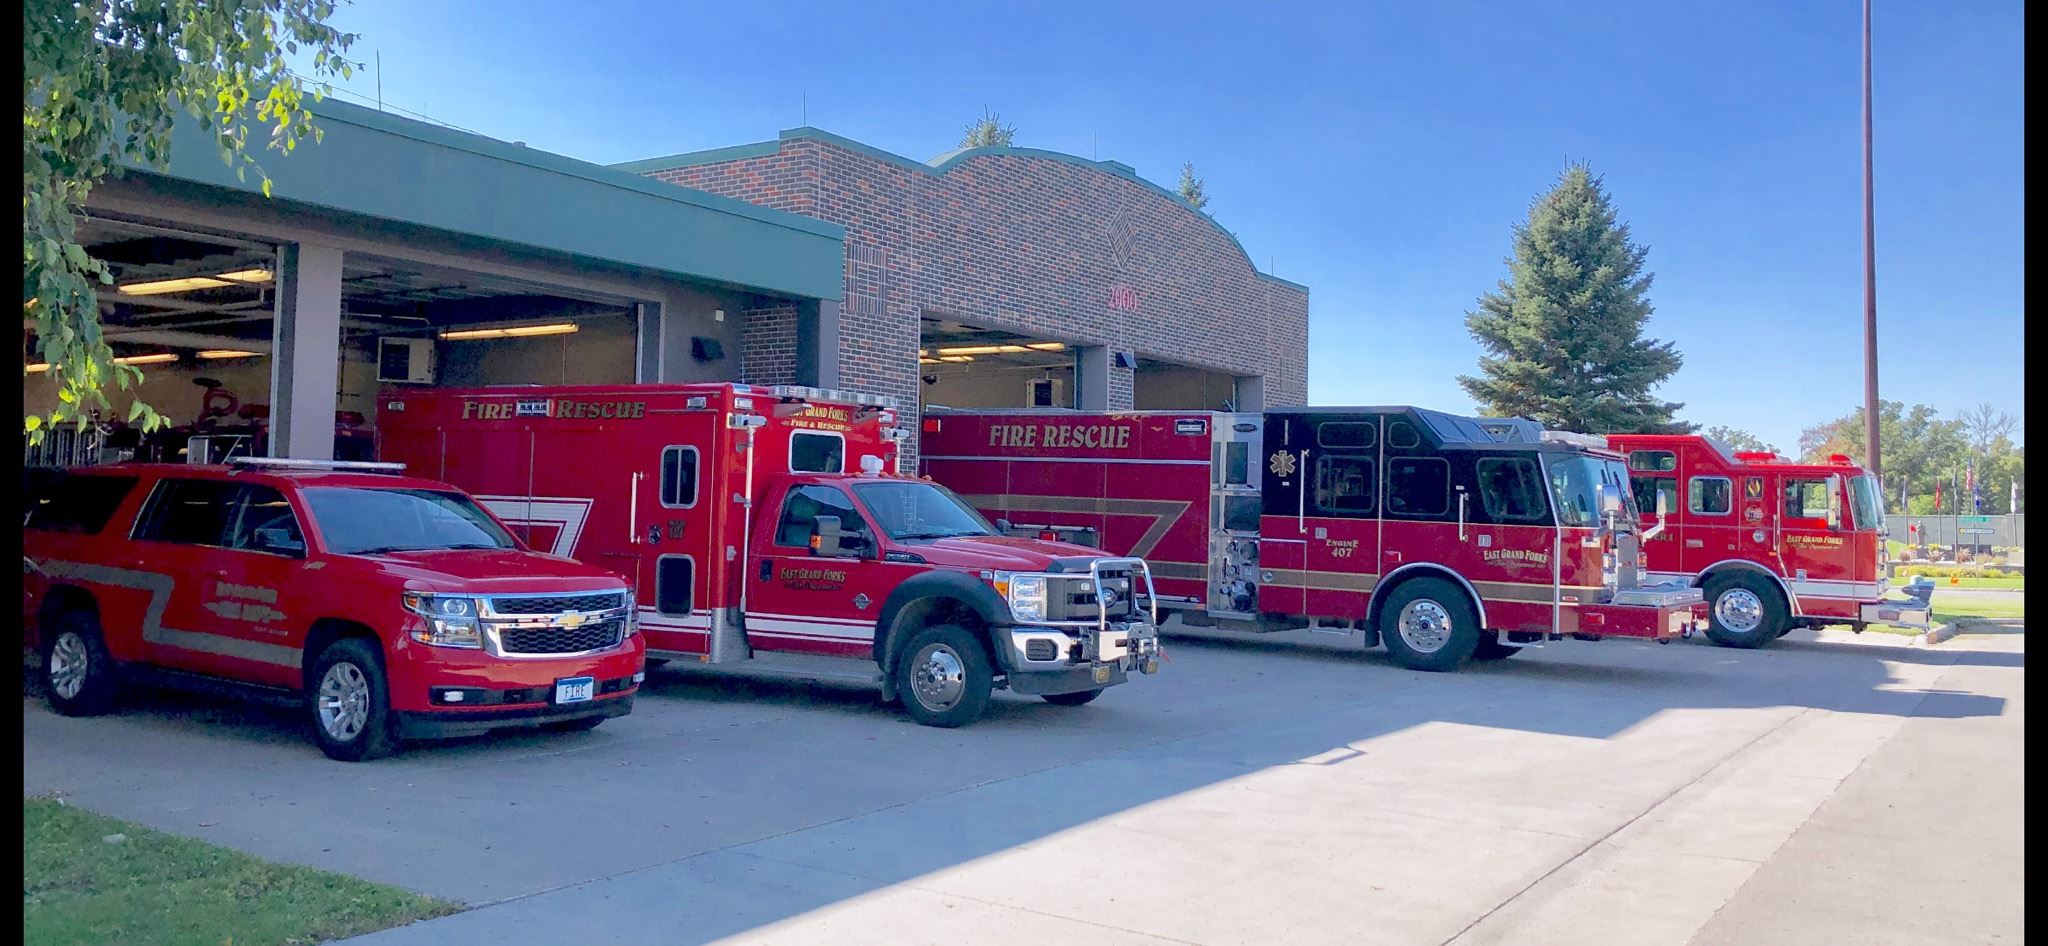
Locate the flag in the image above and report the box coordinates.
[1969,460,1980,513]
[2013,479,2020,515]
[1934,479,1943,512]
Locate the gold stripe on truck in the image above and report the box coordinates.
[959,494,1191,559]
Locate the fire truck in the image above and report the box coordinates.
[1590,433,1933,646]
[376,383,1162,727]
[919,406,1705,671]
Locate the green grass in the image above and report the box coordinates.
[23,796,458,946]
[1933,597,2026,624]
[1943,576,2025,590]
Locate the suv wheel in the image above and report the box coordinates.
[308,638,399,762]
[894,624,993,728]
[41,609,119,716]
[1376,578,1481,672]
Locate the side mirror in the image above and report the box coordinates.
[809,515,866,558]
[995,518,1014,536]
[1598,482,1622,517]
[1825,476,1843,529]
[1655,489,1670,518]
[252,527,305,557]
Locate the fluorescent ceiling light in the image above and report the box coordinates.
[439,323,581,341]
[935,342,1067,356]
[118,266,275,295]
[113,353,178,365]
[25,363,52,373]
[938,355,974,363]
[918,358,941,365]
[197,350,263,360]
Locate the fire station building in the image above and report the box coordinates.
[26,99,1307,465]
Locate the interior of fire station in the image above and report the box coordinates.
[917,316,1265,414]
[25,96,849,466]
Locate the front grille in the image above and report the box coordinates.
[1052,572,1138,621]
[499,620,624,655]
[491,593,625,615]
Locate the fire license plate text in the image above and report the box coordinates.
[555,676,595,704]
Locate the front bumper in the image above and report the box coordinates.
[1860,578,1934,629]
[387,634,646,713]
[396,689,636,739]
[1577,582,1709,640]
[1002,621,1162,696]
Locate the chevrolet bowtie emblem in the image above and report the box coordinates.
[559,612,586,628]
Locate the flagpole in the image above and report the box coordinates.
[1861,0,1882,481]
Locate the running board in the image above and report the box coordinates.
[716,650,884,686]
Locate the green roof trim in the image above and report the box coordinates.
[615,126,1309,295]
[133,98,846,301]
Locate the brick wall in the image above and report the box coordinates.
[646,132,1310,454]
[739,305,799,386]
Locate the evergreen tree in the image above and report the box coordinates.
[1177,161,1208,210]
[959,108,1016,148]
[1458,164,1692,434]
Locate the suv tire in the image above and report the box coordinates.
[41,609,120,717]
[1376,578,1482,672]
[894,623,993,728]
[308,638,400,762]
[1702,572,1786,649]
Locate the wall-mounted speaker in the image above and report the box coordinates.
[691,337,724,361]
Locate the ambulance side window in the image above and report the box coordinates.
[660,446,699,508]
[1316,422,1376,450]
[790,432,845,474]
[656,554,694,615]
[1689,476,1733,516]
[1387,421,1421,449]
[1628,450,1677,473]
[775,485,866,548]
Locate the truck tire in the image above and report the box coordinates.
[1702,572,1787,649]
[1042,688,1104,706]
[893,623,993,728]
[308,638,400,762]
[1376,578,1481,672]
[1472,634,1521,661]
[41,609,119,717]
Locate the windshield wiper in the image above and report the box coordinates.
[894,530,984,540]
[348,544,423,555]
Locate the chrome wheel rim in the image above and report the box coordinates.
[910,643,966,711]
[1715,588,1764,633]
[317,663,372,742]
[1397,599,1453,654]
[49,632,89,700]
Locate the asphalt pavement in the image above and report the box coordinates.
[21,620,2024,946]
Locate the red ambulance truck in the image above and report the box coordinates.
[377,383,1162,727]
[920,406,1705,671]
[1597,433,1932,647]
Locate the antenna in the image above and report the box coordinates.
[375,51,383,111]
[801,91,807,126]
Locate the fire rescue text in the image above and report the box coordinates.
[988,423,1134,450]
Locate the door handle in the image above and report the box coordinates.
[1684,539,1704,548]
[759,558,773,582]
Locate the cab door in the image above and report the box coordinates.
[1624,448,1684,578]
[126,477,243,676]
[628,414,721,655]
[214,484,314,689]
[745,483,884,659]
[1256,415,1310,618]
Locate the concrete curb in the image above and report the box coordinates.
[1917,623,1962,646]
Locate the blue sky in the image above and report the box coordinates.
[300,0,2023,452]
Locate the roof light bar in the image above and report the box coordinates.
[766,385,901,409]
[226,457,407,474]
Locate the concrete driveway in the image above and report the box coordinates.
[22,622,2024,946]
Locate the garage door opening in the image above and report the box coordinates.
[1132,357,1252,411]
[918,317,1073,411]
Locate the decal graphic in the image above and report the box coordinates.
[1745,477,1764,500]
[1745,505,1764,523]
[1269,450,1297,478]
[475,496,593,558]
[986,423,1135,450]
[779,566,847,591]
[1482,548,1551,567]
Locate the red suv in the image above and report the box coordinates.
[23,459,645,760]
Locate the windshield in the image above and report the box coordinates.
[1545,455,1638,528]
[302,487,518,555]
[851,481,995,541]
[1850,473,1886,533]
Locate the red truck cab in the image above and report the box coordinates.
[1599,433,1931,645]
[23,460,644,760]
[921,406,1706,672]
[377,383,1162,728]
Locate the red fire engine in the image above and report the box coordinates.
[920,406,1705,671]
[1595,433,1932,646]
[376,383,1162,727]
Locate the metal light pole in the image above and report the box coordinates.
[1862,0,1882,480]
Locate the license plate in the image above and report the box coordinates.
[554,676,595,704]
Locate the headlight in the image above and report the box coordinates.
[1005,574,1049,624]
[403,593,483,649]
[622,588,639,637]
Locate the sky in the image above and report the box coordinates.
[295,0,2024,453]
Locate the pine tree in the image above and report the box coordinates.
[959,108,1016,148]
[1458,164,1693,434]
[1178,161,1208,210]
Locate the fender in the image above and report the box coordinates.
[1366,562,1491,631]
[871,570,1013,672]
[1692,559,1801,617]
